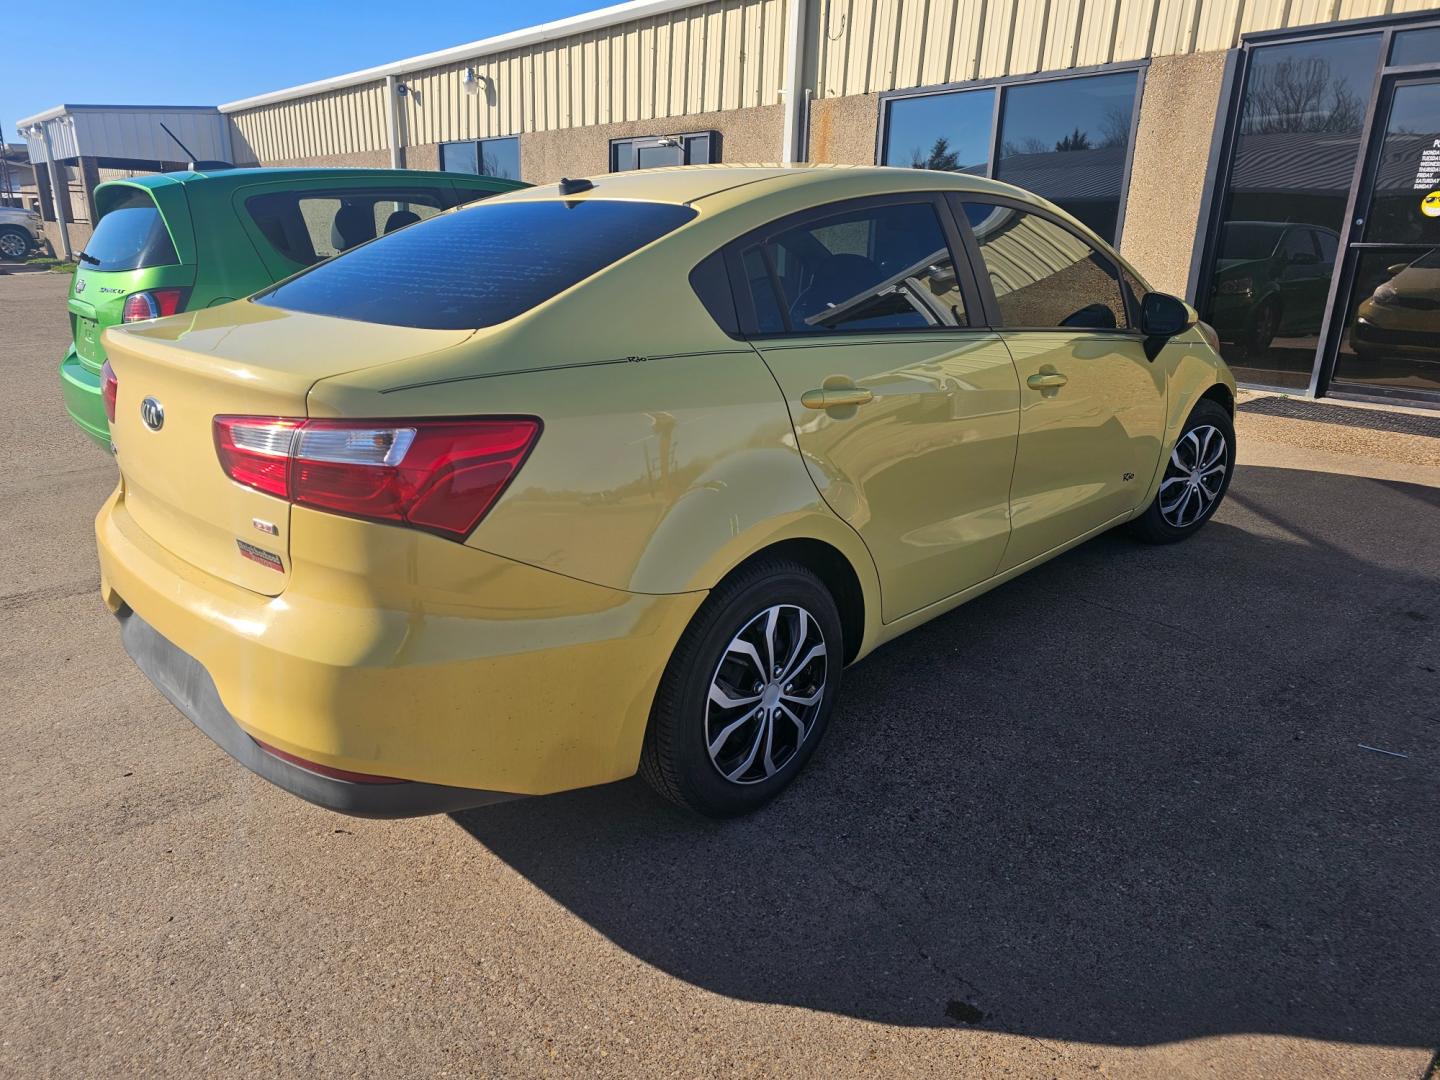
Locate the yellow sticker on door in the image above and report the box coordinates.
[1423,191,1440,219]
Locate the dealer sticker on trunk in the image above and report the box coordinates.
[236,539,284,572]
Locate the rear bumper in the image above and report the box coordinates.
[59,348,111,450]
[96,486,704,806]
[117,607,514,817]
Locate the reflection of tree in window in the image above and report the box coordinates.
[910,137,961,171]
[1240,57,1363,135]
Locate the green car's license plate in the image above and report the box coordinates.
[76,316,99,360]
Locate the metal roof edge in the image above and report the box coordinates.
[217,0,703,113]
[15,103,221,130]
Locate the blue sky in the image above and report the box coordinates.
[9,0,600,131]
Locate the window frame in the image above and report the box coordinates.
[720,192,989,341]
[947,192,1145,336]
[609,131,721,172]
[876,61,1148,245]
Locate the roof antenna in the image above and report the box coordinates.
[558,177,594,195]
[159,121,232,171]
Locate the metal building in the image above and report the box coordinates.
[16,0,1440,403]
[14,105,232,256]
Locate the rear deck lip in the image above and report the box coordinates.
[115,605,520,819]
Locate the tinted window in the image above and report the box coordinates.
[742,200,967,334]
[81,189,178,272]
[246,188,453,267]
[993,71,1138,242]
[964,203,1131,330]
[1390,26,1440,66]
[257,199,697,330]
[883,88,995,174]
[441,138,521,180]
[1201,33,1382,389]
[440,141,479,174]
[1220,221,1283,260]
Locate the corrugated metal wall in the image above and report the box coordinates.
[816,0,1432,97]
[224,0,1431,162]
[228,0,789,162]
[230,83,391,163]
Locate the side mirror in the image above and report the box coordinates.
[1141,292,1197,338]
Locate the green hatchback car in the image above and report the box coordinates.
[60,167,526,448]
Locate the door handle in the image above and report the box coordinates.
[1027,372,1069,390]
[801,386,875,410]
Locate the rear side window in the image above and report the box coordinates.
[257,199,697,330]
[962,202,1131,330]
[246,188,454,267]
[741,199,968,335]
[81,189,178,272]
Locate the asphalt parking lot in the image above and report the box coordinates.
[2,270,1438,1079]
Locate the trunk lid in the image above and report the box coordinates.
[105,301,475,596]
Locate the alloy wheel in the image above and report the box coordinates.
[0,232,27,259]
[705,604,828,785]
[1159,424,1228,528]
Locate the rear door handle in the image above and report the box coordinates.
[801,387,875,410]
[1027,372,1068,389]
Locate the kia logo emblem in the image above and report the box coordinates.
[140,397,165,432]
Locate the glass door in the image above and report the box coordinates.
[1326,74,1440,401]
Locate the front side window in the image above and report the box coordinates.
[741,200,968,335]
[611,132,719,172]
[257,199,697,330]
[81,188,178,272]
[441,137,521,181]
[246,189,452,267]
[963,202,1131,330]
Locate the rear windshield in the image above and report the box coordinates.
[255,199,697,329]
[81,188,178,272]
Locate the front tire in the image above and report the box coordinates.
[1128,398,1235,544]
[0,227,31,262]
[640,559,842,817]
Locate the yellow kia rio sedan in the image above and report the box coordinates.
[95,165,1237,818]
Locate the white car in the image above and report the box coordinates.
[0,205,43,260]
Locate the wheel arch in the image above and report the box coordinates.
[1200,381,1234,416]
[712,537,869,666]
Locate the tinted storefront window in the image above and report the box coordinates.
[440,137,521,180]
[882,88,994,174]
[1202,33,1383,388]
[1333,79,1440,396]
[993,71,1138,242]
[880,71,1138,244]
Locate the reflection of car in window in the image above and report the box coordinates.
[1351,249,1440,362]
[1208,221,1340,355]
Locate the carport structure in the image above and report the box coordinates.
[15,105,233,258]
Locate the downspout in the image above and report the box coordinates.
[385,74,404,169]
[40,120,72,260]
[779,0,810,164]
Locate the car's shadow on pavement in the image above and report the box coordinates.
[455,464,1440,1046]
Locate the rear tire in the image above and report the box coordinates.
[640,559,842,817]
[0,227,31,262]
[1128,398,1235,545]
